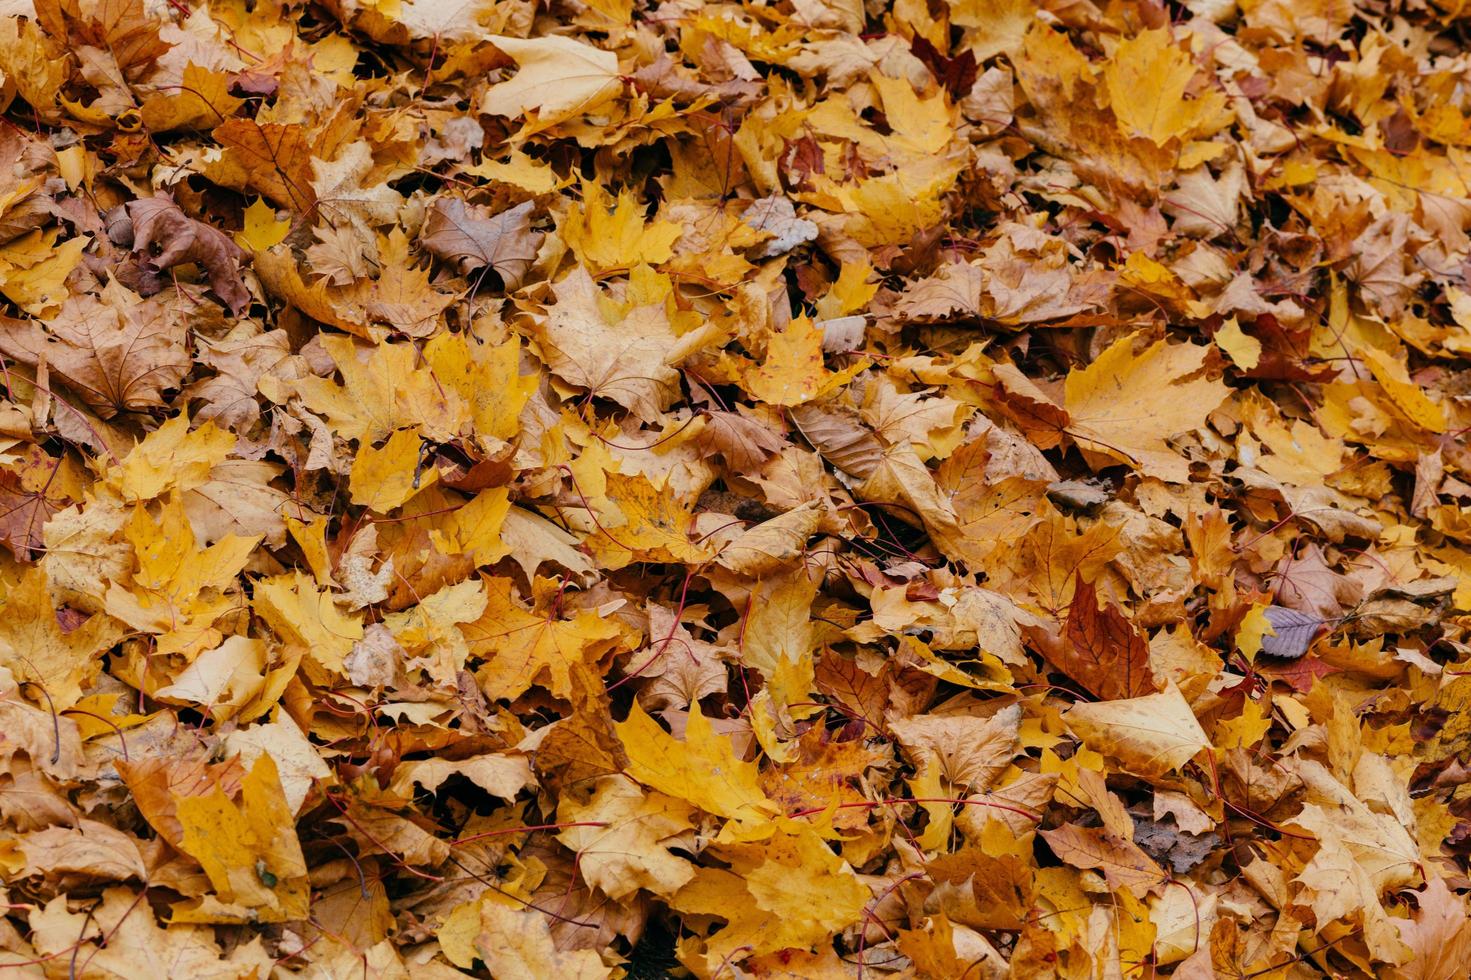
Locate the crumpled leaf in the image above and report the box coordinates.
[126,195,249,313]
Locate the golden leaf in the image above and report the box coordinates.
[173,754,309,923]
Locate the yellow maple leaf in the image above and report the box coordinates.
[740,568,819,677]
[285,516,334,587]
[721,826,871,944]
[104,494,259,659]
[385,579,487,687]
[140,63,244,134]
[950,0,1036,61]
[351,426,437,513]
[819,155,963,247]
[616,700,777,829]
[107,415,235,503]
[1063,683,1211,779]
[296,336,465,445]
[172,754,310,923]
[1015,25,1175,190]
[739,316,866,407]
[1216,696,1273,751]
[421,332,536,450]
[671,826,869,970]
[582,470,712,569]
[464,149,562,195]
[815,258,879,319]
[428,488,513,566]
[1235,603,1274,664]
[0,17,68,124]
[556,775,697,900]
[1102,29,1233,146]
[252,570,364,678]
[0,568,122,710]
[562,181,683,272]
[438,895,612,977]
[1063,332,1229,483]
[462,576,623,700]
[871,72,954,156]
[0,228,84,316]
[1215,317,1262,369]
[1361,345,1447,432]
[234,198,292,253]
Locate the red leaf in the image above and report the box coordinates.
[1055,576,1157,701]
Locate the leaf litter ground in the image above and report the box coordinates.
[0,0,1466,977]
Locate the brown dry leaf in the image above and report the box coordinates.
[889,704,1020,793]
[1040,823,1168,898]
[421,198,543,289]
[17,819,146,885]
[126,195,249,313]
[715,501,820,576]
[212,119,317,213]
[0,281,192,418]
[24,886,273,978]
[633,602,727,711]
[0,467,63,561]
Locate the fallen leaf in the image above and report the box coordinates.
[172,753,310,922]
[1064,683,1210,778]
[0,567,120,710]
[1056,575,1157,700]
[421,198,542,289]
[126,195,249,313]
[1064,333,1228,482]
[557,775,697,899]
[616,700,777,830]
[481,35,623,130]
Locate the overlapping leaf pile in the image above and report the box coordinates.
[0,0,1468,976]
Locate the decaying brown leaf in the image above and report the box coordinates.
[421,198,542,290]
